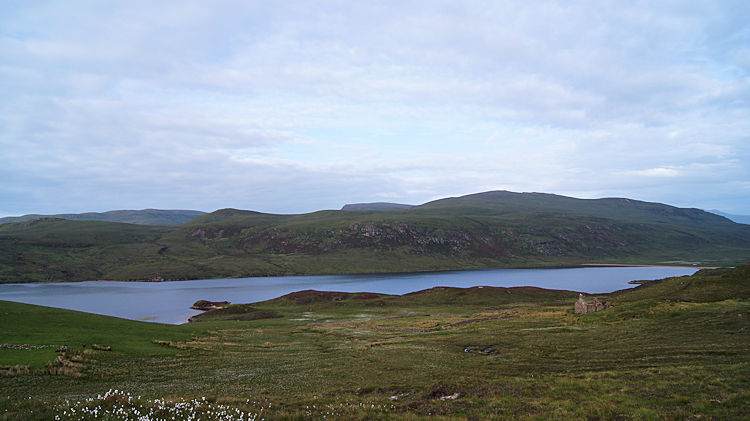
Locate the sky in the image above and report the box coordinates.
[1,1,749,216]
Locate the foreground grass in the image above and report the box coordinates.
[1,266,749,419]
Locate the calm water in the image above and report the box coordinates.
[0,266,697,324]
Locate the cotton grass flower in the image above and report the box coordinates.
[55,389,259,421]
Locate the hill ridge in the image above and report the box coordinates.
[1,190,749,283]
[342,202,414,211]
[0,209,206,226]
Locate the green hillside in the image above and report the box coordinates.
[2,191,750,283]
[419,191,737,225]
[0,209,205,226]
[341,202,414,210]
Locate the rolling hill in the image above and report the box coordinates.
[708,209,750,225]
[0,209,205,226]
[341,202,414,211]
[1,191,749,283]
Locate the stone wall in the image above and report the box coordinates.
[574,293,612,314]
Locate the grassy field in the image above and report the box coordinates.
[1,264,749,419]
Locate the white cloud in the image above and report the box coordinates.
[1,0,749,215]
[626,167,682,178]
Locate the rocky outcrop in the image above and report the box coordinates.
[574,293,611,314]
[191,300,230,311]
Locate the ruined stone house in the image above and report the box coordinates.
[575,293,611,314]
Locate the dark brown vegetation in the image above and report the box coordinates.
[190,300,231,311]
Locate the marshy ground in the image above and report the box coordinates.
[1,266,749,419]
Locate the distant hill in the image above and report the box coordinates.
[341,202,414,211]
[708,209,750,225]
[2,190,750,283]
[418,191,734,225]
[0,209,205,226]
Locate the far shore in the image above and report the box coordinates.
[12,262,722,284]
[580,263,720,269]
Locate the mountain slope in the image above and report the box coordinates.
[341,202,414,211]
[0,209,206,226]
[418,191,734,226]
[2,191,750,282]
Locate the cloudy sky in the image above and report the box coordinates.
[1,1,749,216]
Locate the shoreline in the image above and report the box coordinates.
[0,263,715,285]
[580,263,720,269]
